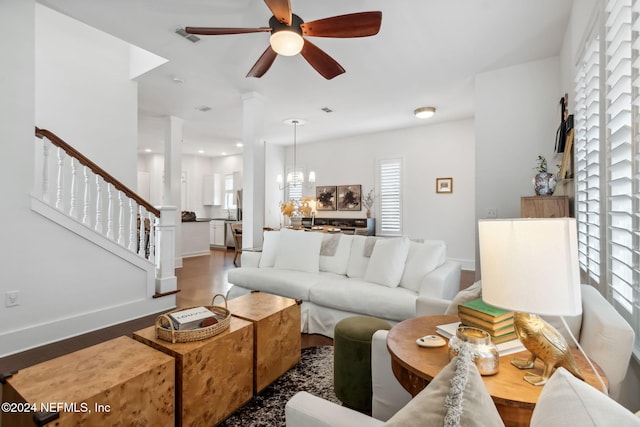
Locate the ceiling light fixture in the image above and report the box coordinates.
[414,106,436,119]
[269,15,304,56]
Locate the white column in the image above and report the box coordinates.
[163,115,183,268]
[155,205,177,294]
[242,92,266,249]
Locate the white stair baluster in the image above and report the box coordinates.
[138,206,146,256]
[55,147,64,210]
[82,166,90,226]
[117,191,125,245]
[42,140,50,203]
[128,199,136,251]
[69,158,78,218]
[106,183,114,240]
[147,212,156,262]
[95,176,103,234]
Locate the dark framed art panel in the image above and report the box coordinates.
[316,186,337,211]
[337,185,361,211]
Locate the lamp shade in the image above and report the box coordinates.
[478,218,581,316]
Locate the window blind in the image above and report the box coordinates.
[378,158,402,235]
[574,30,602,284]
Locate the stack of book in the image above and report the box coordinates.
[458,298,517,344]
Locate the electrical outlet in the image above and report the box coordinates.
[6,291,20,307]
[486,208,498,218]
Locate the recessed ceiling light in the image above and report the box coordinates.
[236,142,244,148]
[196,105,212,112]
[172,76,185,84]
[144,148,152,153]
[221,152,227,156]
[197,150,205,154]
[414,106,436,119]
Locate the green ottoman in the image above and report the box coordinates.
[333,316,392,413]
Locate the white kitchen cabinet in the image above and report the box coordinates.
[203,174,222,206]
[210,220,226,247]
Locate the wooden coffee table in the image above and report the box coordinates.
[133,316,254,427]
[387,315,608,427]
[226,291,301,393]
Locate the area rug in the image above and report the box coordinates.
[220,345,340,427]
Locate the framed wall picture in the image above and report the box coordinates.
[337,185,362,211]
[436,177,453,194]
[316,186,337,211]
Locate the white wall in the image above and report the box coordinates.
[475,56,562,273]
[286,119,476,268]
[35,5,138,189]
[0,3,173,357]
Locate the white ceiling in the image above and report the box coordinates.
[38,0,573,157]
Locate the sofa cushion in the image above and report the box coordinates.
[364,237,410,287]
[259,230,280,268]
[384,354,504,427]
[309,278,417,321]
[228,267,346,301]
[530,367,640,426]
[275,228,324,273]
[319,234,353,275]
[399,240,447,292]
[347,236,376,278]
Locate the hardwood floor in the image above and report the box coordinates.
[0,249,475,374]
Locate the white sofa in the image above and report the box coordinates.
[226,228,462,338]
[285,283,636,427]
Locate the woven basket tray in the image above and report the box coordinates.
[155,294,231,343]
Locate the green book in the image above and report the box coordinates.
[458,298,513,323]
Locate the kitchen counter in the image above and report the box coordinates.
[182,220,211,258]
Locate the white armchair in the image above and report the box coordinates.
[285,284,635,426]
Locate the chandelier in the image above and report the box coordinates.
[277,119,316,190]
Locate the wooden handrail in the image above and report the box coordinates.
[35,127,160,217]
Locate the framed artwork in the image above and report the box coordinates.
[316,186,337,211]
[436,177,453,194]
[338,185,362,211]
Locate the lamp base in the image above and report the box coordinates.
[511,312,584,386]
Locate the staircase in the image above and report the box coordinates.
[32,127,177,296]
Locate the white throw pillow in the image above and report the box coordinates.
[274,228,323,273]
[364,237,410,288]
[346,235,374,278]
[384,355,504,427]
[530,368,640,426]
[319,234,353,275]
[399,240,447,292]
[258,230,280,268]
[445,280,483,315]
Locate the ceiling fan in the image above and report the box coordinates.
[185,0,382,80]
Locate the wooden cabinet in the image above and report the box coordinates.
[520,196,570,218]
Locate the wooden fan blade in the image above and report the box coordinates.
[264,0,292,25]
[185,27,271,35]
[246,45,278,78]
[300,39,345,80]
[301,11,382,38]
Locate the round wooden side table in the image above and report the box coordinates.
[387,315,607,427]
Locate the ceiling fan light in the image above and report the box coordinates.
[270,31,304,56]
[414,106,436,119]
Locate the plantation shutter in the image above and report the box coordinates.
[378,158,402,235]
[605,0,635,315]
[574,25,602,283]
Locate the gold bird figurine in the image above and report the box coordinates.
[511,312,584,386]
